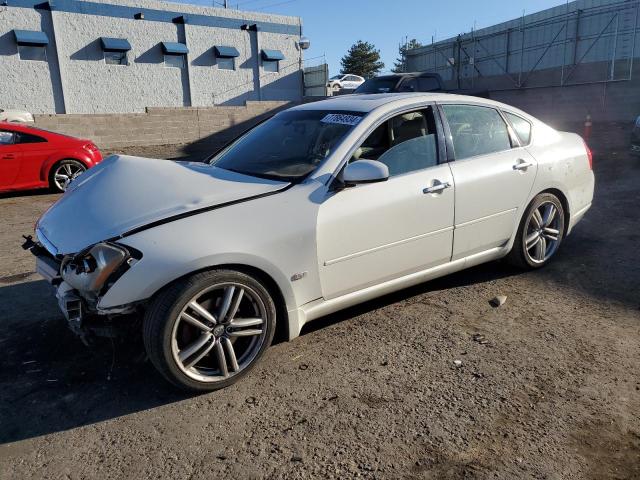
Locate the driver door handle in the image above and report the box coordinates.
[1,154,15,160]
[423,181,451,194]
[513,160,534,170]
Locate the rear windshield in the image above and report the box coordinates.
[355,78,399,94]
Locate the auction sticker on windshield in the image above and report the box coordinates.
[320,113,362,126]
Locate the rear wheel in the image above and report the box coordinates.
[507,193,565,269]
[143,270,276,392]
[49,159,86,192]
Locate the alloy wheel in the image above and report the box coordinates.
[524,201,562,264]
[170,283,267,383]
[53,162,85,191]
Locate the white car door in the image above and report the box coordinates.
[342,76,359,90]
[439,103,538,260]
[317,107,455,299]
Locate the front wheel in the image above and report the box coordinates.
[507,193,565,269]
[143,270,276,392]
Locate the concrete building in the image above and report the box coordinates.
[0,0,304,114]
[404,0,640,124]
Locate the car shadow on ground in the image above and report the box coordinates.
[0,260,523,445]
[0,189,58,200]
[0,280,191,445]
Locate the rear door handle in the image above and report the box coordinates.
[1,154,15,160]
[423,181,451,194]
[513,160,534,170]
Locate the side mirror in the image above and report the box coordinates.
[342,160,389,185]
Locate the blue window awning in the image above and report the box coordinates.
[261,49,284,61]
[214,46,239,58]
[13,30,49,46]
[101,37,131,52]
[162,42,189,55]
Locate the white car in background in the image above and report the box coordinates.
[327,74,365,92]
[27,93,594,392]
[0,108,34,123]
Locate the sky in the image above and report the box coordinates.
[171,0,566,75]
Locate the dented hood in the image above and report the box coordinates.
[36,155,289,255]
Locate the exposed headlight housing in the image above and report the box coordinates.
[61,243,129,294]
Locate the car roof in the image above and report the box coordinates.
[290,92,515,114]
[0,121,83,141]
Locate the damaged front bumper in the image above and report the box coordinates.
[23,234,141,339]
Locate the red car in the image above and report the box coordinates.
[0,122,103,193]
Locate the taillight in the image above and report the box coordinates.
[583,140,593,170]
[83,143,98,153]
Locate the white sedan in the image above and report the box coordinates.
[27,93,594,391]
[327,74,365,91]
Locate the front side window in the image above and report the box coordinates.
[350,108,439,176]
[217,56,235,70]
[165,54,185,69]
[442,104,512,160]
[18,45,46,61]
[105,51,128,66]
[504,112,532,145]
[211,110,363,182]
[263,60,279,73]
[0,131,14,145]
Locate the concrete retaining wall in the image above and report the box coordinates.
[33,101,291,149]
[490,77,640,127]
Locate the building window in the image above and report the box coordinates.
[260,49,284,73]
[165,54,185,69]
[263,60,279,73]
[100,37,131,66]
[18,45,47,62]
[217,56,235,71]
[104,51,128,66]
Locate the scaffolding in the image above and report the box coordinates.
[405,0,640,91]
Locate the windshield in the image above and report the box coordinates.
[329,75,344,80]
[210,110,364,182]
[355,77,399,94]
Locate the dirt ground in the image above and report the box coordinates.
[0,125,638,479]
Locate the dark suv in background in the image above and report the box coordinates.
[354,72,489,98]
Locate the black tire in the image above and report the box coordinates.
[49,159,86,193]
[507,193,565,269]
[143,269,276,392]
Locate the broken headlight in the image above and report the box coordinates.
[61,243,130,294]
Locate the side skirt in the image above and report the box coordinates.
[290,246,507,339]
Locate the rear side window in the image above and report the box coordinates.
[504,112,532,146]
[16,132,47,144]
[0,131,14,145]
[442,104,512,160]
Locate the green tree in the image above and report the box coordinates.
[392,38,423,73]
[340,40,385,78]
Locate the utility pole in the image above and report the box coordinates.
[224,0,228,7]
